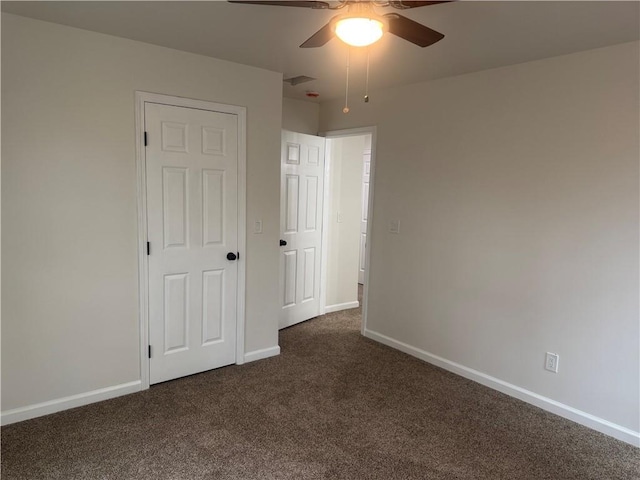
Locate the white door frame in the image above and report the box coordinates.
[319,126,377,336]
[135,91,247,390]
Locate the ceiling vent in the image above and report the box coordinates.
[284,75,316,86]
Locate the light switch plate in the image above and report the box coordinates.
[389,219,400,234]
[545,352,559,373]
[254,220,263,234]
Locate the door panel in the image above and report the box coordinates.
[285,175,300,232]
[163,168,188,249]
[164,273,189,353]
[203,170,225,245]
[146,102,238,384]
[202,269,224,344]
[280,131,325,329]
[283,251,298,308]
[305,176,319,231]
[303,247,316,301]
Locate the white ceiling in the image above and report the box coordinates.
[2,1,638,102]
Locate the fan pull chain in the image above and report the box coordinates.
[343,48,350,114]
[364,48,370,103]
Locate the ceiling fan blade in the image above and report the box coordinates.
[300,21,334,48]
[384,13,444,47]
[228,1,330,8]
[394,1,451,8]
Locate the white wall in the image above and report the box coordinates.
[1,14,282,413]
[325,136,365,308]
[282,97,319,135]
[320,42,640,441]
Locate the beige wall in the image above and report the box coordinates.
[320,42,640,435]
[2,14,282,411]
[325,135,365,308]
[282,98,319,135]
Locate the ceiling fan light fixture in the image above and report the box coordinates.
[334,16,385,47]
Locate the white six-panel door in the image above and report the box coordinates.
[280,131,325,329]
[146,102,238,384]
[359,148,371,285]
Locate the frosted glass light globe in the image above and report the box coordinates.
[335,17,385,47]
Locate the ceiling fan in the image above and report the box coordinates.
[228,0,449,49]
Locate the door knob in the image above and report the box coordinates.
[227,252,237,261]
[280,239,287,246]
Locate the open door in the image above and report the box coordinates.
[279,130,326,329]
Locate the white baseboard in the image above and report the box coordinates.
[364,328,640,447]
[325,301,359,314]
[1,380,142,426]
[244,345,281,363]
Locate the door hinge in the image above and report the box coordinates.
[147,242,150,256]
[144,131,148,147]
[148,345,152,358]
[237,251,240,260]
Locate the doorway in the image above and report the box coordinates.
[321,129,374,334]
[278,127,377,335]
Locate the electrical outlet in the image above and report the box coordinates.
[545,352,559,373]
[253,220,263,234]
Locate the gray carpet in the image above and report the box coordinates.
[2,294,638,479]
